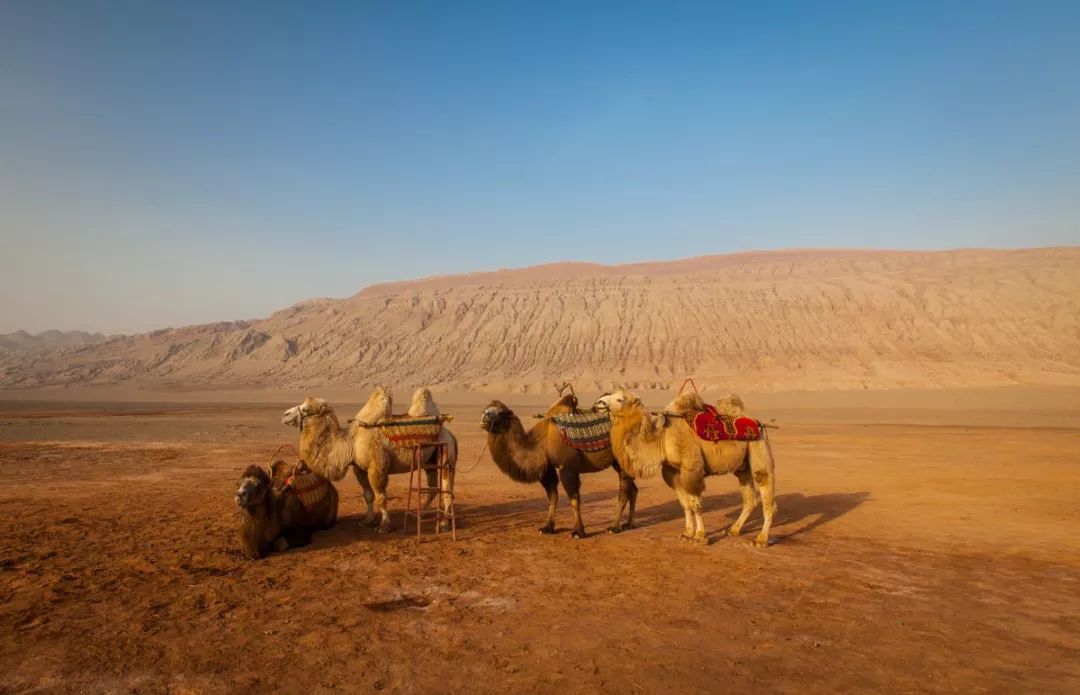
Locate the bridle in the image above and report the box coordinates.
[481,408,514,433]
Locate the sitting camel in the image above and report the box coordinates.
[269,459,340,531]
[595,388,777,547]
[281,387,457,532]
[480,394,638,538]
[234,464,338,559]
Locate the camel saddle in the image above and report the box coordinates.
[376,415,444,449]
[688,405,762,442]
[282,469,332,511]
[551,411,612,452]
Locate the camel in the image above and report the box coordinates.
[480,394,638,538]
[595,388,777,547]
[234,464,337,559]
[268,459,340,531]
[282,387,457,532]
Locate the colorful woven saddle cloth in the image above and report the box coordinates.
[378,415,443,449]
[691,405,762,442]
[551,411,612,452]
[284,470,332,511]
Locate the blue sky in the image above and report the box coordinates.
[1,1,1078,333]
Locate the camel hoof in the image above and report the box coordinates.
[376,525,393,535]
[752,536,771,548]
[607,525,621,534]
[571,529,585,539]
[539,525,556,535]
[693,535,709,546]
[679,533,693,543]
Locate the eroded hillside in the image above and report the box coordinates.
[2,248,1078,392]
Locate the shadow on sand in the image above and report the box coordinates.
[300,486,871,550]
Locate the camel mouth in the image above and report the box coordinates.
[281,407,302,427]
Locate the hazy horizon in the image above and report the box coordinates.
[2,1,1079,334]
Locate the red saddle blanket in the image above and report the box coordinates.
[692,406,763,442]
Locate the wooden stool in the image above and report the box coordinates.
[402,442,457,540]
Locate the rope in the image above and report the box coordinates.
[458,443,489,475]
[267,443,300,469]
[677,378,700,397]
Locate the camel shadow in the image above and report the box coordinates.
[627,490,870,543]
[291,488,870,550]
[453,489,623,537]
[766,491,871,541]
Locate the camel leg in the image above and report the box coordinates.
[436,464,454,532]
[664,467,693,541]
[688,493,707,544]
[726,465,758,537]
[539,467,559,534]
[680,468,708,544]
[608,469,638,534]
[673,485,695,541]
[748,439,777,548]
[559,468,586,539]
[422,467,439,510]
[352,466,378,527]
[368,467,392,533]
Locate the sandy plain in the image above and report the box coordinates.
[0,388,1078,693]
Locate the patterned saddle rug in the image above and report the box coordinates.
[377,415,444,449]
[551,411,612,452]
[283,469,332,511]
[691,405,763,442]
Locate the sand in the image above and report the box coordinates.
[1,388,1078,693]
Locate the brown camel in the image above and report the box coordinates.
[480,394,638,538]
[595,388,777,547]
[282,387,457,532]
[234,464,337,559]
[268,459,340,531]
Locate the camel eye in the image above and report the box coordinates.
[617,397,624,403]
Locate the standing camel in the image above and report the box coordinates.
[282,387,457,532]
[480,394,638,538]
[595,388,777,547]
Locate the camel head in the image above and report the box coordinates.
[480,401,516,433]
[594,388,642,416]
[235,465,271,508]
[282,396,330,429]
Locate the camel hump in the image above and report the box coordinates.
[408,387,441,417]
[544,393,579,416]
[713,394,745,418]
[666,392,706,415]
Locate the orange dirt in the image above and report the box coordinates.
[1,399,1078,693]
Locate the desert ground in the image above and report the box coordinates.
[1,389,1079,693]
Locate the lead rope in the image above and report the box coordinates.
[459,442,489,475]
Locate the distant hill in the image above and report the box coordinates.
[0,330,117,354]
[1,247,1078,393]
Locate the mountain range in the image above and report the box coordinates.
[1,247,1077,393]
